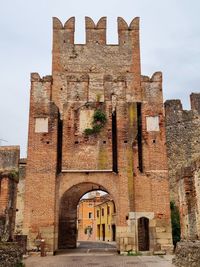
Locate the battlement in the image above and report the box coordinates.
[31,73,52,82]
[165,93,200,115]
[141,72,162,83]
[52,16,139,46]
[190,93,200,114]
[0,146,20,172]
[52,16,141,104]
[164,99,183,113]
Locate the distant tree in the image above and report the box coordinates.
[170,201,181,248]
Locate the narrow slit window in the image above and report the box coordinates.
[137,103,143,172]
[112,110,118,173]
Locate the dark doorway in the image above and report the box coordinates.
[97,224,100,240]
[102,224,105,241]
[112,224,116,241]
[138,217,149,251]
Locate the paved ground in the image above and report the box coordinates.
[55,241,117,256]
[78,241,117,249]
[24,241,175,267]
[24,254,175,267]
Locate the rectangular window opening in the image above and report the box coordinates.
[102,208,104,217]
[107,206,110,215]
[97,210,99,217]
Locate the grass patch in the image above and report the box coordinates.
[127,251,142,256]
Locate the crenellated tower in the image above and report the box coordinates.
[23,17,172,254]
[52,16,141,113]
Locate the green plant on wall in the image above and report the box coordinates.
[8,170,19,182]
[170,201,181,248]
[84,109,107,136]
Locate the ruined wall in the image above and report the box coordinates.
[15,158,26,234]
[173,241,200,267]
[0,146,20,241]
[176,158,200,240]
[165,93,200,201]
[23,16,172,253]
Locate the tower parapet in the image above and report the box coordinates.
[52,16,139,46]
[118,17,139,45]
[85,17,106,44]
[190,93,200,114]
[52,16,141,110]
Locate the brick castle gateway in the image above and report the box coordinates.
[23,17,172,253]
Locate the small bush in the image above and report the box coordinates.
[84,109,107,136]
[170,201,181,248]
[84,128,94,135]
[127,251,142,256]
[93,109,107,124]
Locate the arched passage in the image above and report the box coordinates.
[58,182,115,249]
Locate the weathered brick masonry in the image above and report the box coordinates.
[176,160,200,240]
[0,146,20,241]
[165,94,200,201]
[165,94,200,241]
[23,17,172,253]
[15,158,26,234]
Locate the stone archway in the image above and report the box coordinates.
[58,182,111,249]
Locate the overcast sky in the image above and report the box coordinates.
[0,0,200,157]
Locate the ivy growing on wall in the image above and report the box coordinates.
[84,109,107,136]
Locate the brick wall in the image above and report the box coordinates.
[165,93,200,201]
[23,16,172,253]
[15,158,26,234]
[175,158,200,240]
[0,146,20,241]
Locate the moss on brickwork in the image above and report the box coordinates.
[126,103,137,209]
[129,103,136,128]
[98,144,108,170]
